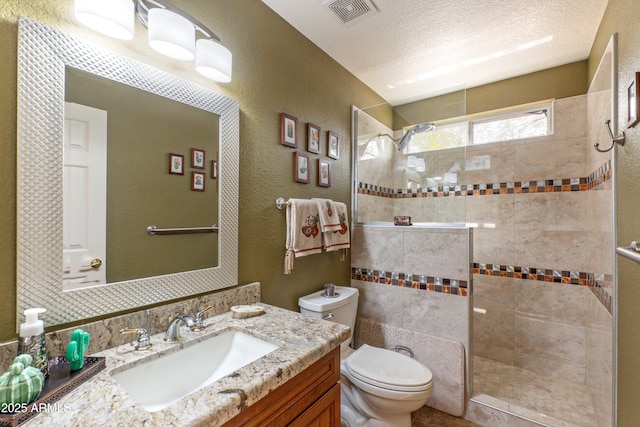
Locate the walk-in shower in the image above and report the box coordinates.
[351,60,615,426]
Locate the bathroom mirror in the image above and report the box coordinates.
[64,68,219,286]
[16,17,239,328]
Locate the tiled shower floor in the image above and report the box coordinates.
[472,356,599,427]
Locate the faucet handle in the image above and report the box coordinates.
[193,306,212,331]
[120,328,152,351]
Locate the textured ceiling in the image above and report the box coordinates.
[262,0,610,106]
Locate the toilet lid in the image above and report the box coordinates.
[345,344,433,392]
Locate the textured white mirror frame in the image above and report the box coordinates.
[16,17,239,328]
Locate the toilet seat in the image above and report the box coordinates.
[344,344,433,392]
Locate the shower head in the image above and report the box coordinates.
[364,122,435,151]
[396,122,436,151]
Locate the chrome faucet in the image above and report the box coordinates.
[193,306,212,332]
[120,328,152,351]
[164,313,196,341]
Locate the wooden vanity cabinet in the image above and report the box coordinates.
[223,346,341,427]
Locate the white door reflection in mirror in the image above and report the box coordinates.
[63,102,107,290]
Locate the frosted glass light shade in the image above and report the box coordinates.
[148,8,195,61]
[196,39,233,83]
[74,0,134,40]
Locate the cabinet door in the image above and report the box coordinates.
[222,347,340,427]
[288,383,340,427]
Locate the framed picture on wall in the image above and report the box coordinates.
[294,152,310,184]
[327,131,339,159]
[168,153,184,175]
[280,113,298,148]
[192,172,205,191]
[628,72,640,128]
[318,159,331,187]
[192,148,205,169]
[307,123,321,154]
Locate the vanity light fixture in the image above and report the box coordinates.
[147,7,195,61]
[74,0,135,40]
[73,0,233,82]
[196,39,233,83]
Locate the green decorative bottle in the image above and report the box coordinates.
[0,354,45,406]
[65,329,90,371]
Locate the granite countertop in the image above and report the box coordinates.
[24,304,349,427]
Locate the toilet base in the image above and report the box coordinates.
[340,375,426,427]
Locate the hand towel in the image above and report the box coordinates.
[322,201,350,254]
[284,199,322,274]
[312,198,342,232]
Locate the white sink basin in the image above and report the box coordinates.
[111,329,279,412]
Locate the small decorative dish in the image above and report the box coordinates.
[230,305,266,319]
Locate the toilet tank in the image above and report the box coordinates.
[298,286,359,348]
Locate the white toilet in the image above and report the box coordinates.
[299,286,433,427]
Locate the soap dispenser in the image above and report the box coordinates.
[17,308,48,378]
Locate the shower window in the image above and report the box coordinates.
[470,102,553,144]
[405,100,553,153]
[406,122,468,153]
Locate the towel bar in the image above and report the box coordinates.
[276,197,290,210]
[146,225,218,235]
[616,243,640,265]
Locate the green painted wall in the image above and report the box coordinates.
[588,0,640,424]
[392,61,588,128]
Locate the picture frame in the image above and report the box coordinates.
[192,171,205,191]
[280,113,298,148]
[628,72,640,128]
[307,123,321,154]
[294,152,310,184]
[318,159,331,187]
[211,160,218,179]
[168,153,184,175]
[191,148,205,169]
[327,131,339,159]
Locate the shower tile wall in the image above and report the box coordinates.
[472,93,590,377]
[350,225,471,415]
[351,226,471,345]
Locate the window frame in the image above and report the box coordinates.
[468,100,554,145]
[404,99,555,154]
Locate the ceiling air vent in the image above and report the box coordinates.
[322,0,379,27]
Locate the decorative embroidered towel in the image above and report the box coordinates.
[284,199,322,274]
[312,198,342,232]
[322,201,350,253]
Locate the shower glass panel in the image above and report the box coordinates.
[353,67,614,426]
[354,89,467,226]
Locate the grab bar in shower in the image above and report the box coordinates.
[616,241,640,265]
[146,225,218,235]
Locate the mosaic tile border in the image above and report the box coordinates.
[358,160,612,199]
[352,264,613,314]
[352,267,468,296]
[473,262,613,314]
